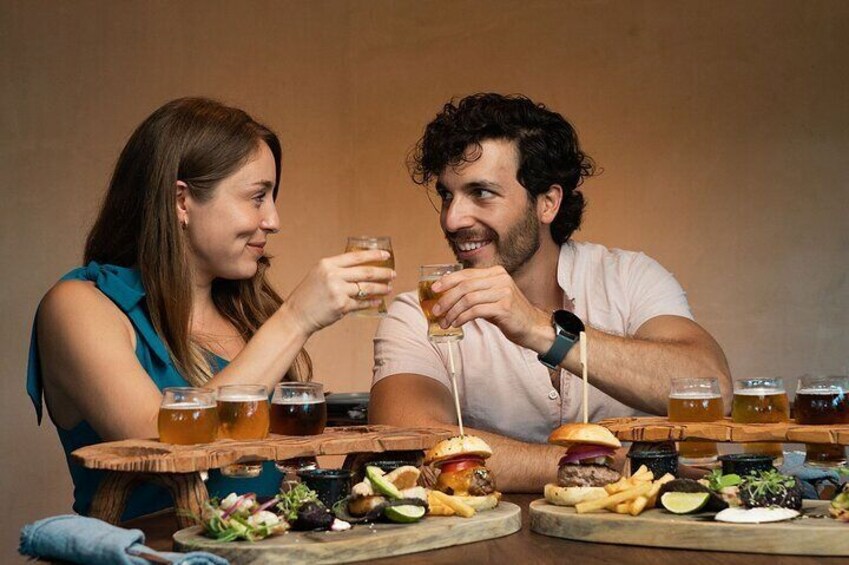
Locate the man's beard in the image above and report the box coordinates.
[447,201,541,274]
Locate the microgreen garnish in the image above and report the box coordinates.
[276,483,320,522]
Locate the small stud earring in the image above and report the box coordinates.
[180,220,188,230]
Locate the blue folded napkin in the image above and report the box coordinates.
[20,515,229,565]
[779,450,845,499]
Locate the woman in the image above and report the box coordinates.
[26,97,393,520]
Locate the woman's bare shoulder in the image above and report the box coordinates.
[37,279,134,344]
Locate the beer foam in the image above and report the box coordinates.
[669,392,722,399]
[217,394,268,402]
[796,387,843,395]
[161,401,216,409]
[734,387,786,396]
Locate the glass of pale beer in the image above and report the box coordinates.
[271,382,327,474]
[216,384,270,478]
[732,378,789,463]
[158,387,219,445]
[418,264,464,343]
[795,375,849,467]
[668,377,724,465]
[345,236,394,316]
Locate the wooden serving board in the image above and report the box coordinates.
[598,417,849,445]
[72,425,452,473]
[529,499,847,556]
[174,502,521,564]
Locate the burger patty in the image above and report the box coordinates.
[437,466,497,496]
[558,463,621,488]
[468,468,496,496]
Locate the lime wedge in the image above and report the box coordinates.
[366,466,403,499]
[660,492,711,514]
[384,504,426,523]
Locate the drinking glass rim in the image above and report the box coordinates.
[796,375,849,391]
[347,235,391,243]
[419,263,463,278]
[274,381,324,391]
[733,377,785,390]
[162,386,216,396]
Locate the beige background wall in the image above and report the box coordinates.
[2,0,847,559]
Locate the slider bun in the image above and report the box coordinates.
[424,435,493,466]
[454,493,501,511]
[543,484,608,507]
[547,423,621,449]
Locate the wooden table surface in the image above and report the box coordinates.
[123,494,849,564]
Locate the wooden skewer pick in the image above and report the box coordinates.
[447,340,465,437]
[580,331,588,424]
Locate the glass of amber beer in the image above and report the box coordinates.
[795,375,849,467]
[158,387,219,445]
[216,385,270,478]
[345,236,394,316]
[418,264,464,342]
[668,377,724,465]
[732,378,789,464]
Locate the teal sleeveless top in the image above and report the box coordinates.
[27,261,283,521]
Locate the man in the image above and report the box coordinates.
[370,93,731,491]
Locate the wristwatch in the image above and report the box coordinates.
[537,310,585,369]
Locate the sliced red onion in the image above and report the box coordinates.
[253,497,279,515]
[558,445,615,465]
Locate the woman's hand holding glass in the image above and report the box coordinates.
[284,249,395,335]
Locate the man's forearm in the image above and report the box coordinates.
[561,324,732,415]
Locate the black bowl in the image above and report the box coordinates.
[297,468,353,508]
[627,450,679,478]
[718,453,775,476]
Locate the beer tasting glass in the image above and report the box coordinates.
[158,387,219,445]
[731,378,789,463]
[271,382,327,475]
[418,264,464,343]
[216,384,270,478]
[345,236,394,316]
[795,375,849,467]
[668,377,724,465]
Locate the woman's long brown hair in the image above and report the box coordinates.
[84,97,311,385]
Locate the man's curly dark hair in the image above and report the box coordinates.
[409,93,596,244]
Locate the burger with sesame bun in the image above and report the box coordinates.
[544,423,623,507]
[424,435,501,510]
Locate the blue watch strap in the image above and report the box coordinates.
[538,331,578,370]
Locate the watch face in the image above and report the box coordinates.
[553,309,584,336]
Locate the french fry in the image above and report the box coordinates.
[646,473,675,507]
[576,482,652,514]
[604,477,627,494]
[431,490,476,518]
[614,502,630,514]
[630,465,650,479]
[629,496,648,516]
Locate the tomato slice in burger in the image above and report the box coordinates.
[439,457,484,475]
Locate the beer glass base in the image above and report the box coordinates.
[428,334,463,343]
[221,463,263,478]
[351,310,386,318]
[678,455,719,467]
[804,457,848,468]
[275,457,318,474]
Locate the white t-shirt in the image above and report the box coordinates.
[372,240,694,444]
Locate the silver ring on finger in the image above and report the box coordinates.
[355,282,367,299]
